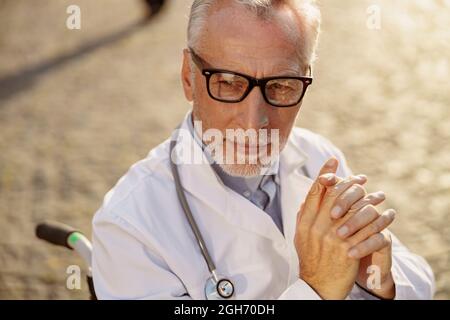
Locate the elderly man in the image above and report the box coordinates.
[92,0,434,299]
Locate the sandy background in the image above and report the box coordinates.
[0,0,448,299]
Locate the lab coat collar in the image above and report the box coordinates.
[279,131,309,175]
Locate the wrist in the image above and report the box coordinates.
[357,273,396,300]
[299,274,348,300]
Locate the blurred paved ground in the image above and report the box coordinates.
[0,0,448,299]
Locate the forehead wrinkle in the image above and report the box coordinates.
[199,41,301,77]
[201,54,301,77]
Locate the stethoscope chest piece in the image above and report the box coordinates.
[205,276,234,300]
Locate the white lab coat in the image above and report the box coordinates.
[92,111,435,300]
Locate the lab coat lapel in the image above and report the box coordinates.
[226,185,286,243]
[279,137,314,250]
[278,136,315,283]
[173,115,231,223]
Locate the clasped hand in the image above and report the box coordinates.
[295,158,396,300]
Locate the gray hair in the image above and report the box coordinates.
[187,0,321,68]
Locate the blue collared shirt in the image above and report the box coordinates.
[187,112,284,235]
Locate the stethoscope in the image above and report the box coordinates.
[169,126,311,300]
[169,133,235,300]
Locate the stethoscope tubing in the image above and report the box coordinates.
[169,138,218,277]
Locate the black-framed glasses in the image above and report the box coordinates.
[189,47,313,108]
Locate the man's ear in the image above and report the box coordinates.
[181,48,194,102]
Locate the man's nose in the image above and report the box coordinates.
[238,87,269,130]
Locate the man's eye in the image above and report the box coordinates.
[218,80,245,88]
[271,83,293,91]
[219,80,234,85]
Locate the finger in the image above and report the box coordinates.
[315,156,341,186]
[314,175,367,227]
[346,209,396,246]
[318,157,339,176]
[318,173,340,187]
[336,204,379,239]
[329,183,366,220]
[350,191,386,212]
[298,158,339,226]
[333,192,386,228]
[348,232,392,259]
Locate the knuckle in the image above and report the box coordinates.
[352,183,366,195]
[344,214,357,230]
[368,221,380,235]
[365,192,385,206]
[374,232,385,246]
[342,185,364,205]
[323,232,335,245]
[372,209,382,221]
[356,242,369,255]
[364,204,380,218]
[310,224,324,237]
[342,176,356,188]
[327,185,341,197]
[341,215,360,233]
[350,199,366,212]
[339,240,351,252]
[347,205,359,215]
[336,196,350,211]
[347,237,359,248]
[309,183,322,196]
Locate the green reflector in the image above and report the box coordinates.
[68,232,82,246]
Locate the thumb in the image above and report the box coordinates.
[317,157,339,187]
[301,157,339,221]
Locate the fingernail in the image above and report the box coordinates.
[331,206,342,218]
[387,209,396,219]
[321,173,335,182]
[376,191,386,198]
[337,225,349,237]
[325,158,337,168]
[357,174,367,180]
[348,248,358,258]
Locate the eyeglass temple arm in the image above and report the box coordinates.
[188,47,210,70]
[308,65,313,77]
